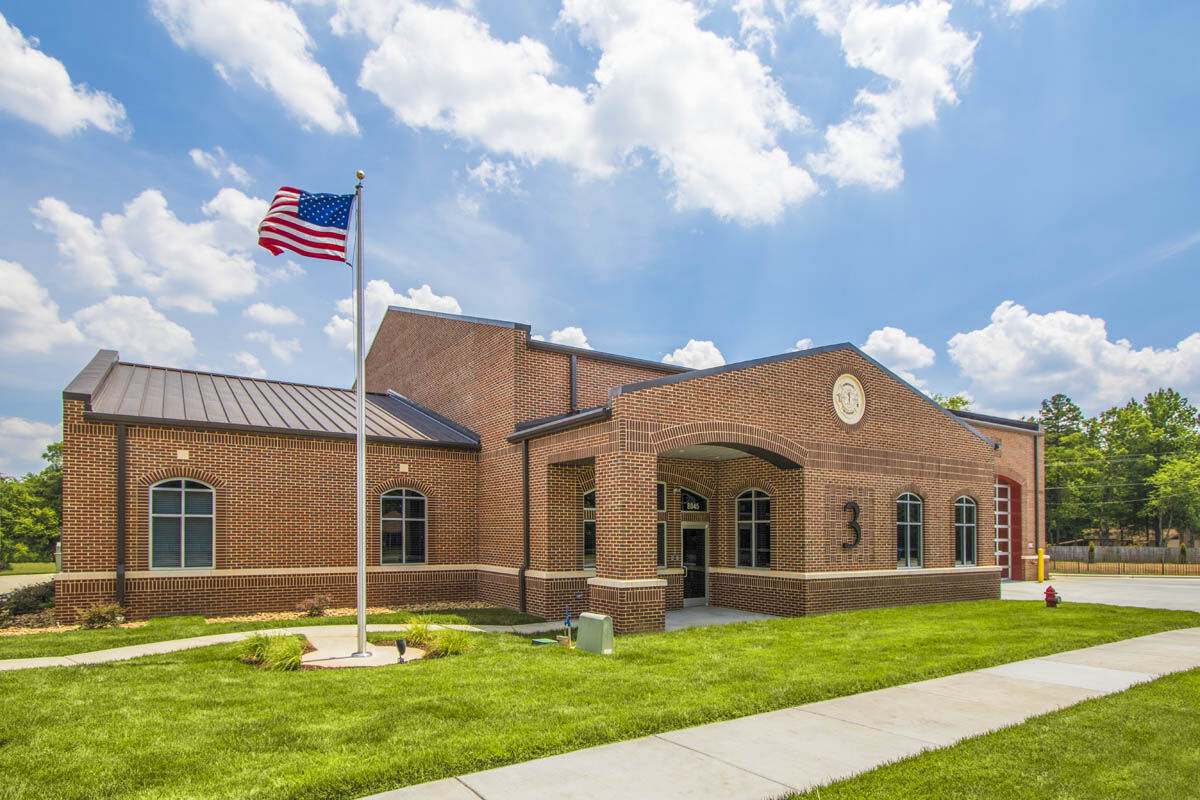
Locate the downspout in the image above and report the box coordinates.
[1034,430,1041,551]
[569,354,578,414]
[115,423,127,606]
[519,439,530,612]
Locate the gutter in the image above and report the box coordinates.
[506,405,612,444]
[519,440,530,612]
[116,423,127,606]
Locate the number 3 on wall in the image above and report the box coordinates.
[842,501,861,549]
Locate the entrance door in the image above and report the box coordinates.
[682,525,707,606]
[995,482,1010,579]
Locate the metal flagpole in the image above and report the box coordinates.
[352,169,370,657]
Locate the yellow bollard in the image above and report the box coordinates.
[1037,547,1045,582]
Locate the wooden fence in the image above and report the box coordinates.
[1048,545,1199,577]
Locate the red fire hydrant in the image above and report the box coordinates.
[1044,585,1060,608]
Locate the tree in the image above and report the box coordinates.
[24,442,62,518]
[1039,394,1084,447]
[1039,394,1103,543]
[932,393,971,410]
[1147,457,1200,546]
[0,478,59,562]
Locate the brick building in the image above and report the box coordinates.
[57,307,1045,631]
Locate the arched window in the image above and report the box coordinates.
[150,479,214,569]
[581,490,596,568]
[737,489,770,567]
[381,489,426,564]
[897,493,923,568]
[680,489,708,512]
[955,496,977,566]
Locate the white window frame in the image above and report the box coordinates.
[954,495,977,566]
[149,478,215,570]
[380,488,427,565]
[896,492,923,568]
[736,489,771,568]
[995,482,1011,578]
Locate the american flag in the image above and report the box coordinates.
[257,186,355,262]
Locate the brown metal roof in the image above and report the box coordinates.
[66,351,478,448]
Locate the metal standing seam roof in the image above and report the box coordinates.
[66,352,479,448]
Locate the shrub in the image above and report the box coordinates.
[235,633,272,665]
[1087,542,1096,564]
[1,580,54,616]
[428,628,475,658]
[78,604,124,629]
[296,595,332,617]
[1181,544,1189,564]
[263,636,303,671]
[403,616,435,647]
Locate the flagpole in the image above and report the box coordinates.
[352,169,370,658]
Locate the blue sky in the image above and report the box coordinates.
[1,0,1198,475]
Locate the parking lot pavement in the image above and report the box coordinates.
[1003,575,1200,613]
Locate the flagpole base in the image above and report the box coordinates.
[351,650,373,658]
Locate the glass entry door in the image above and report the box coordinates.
[682,525,707,606]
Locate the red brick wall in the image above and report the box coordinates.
[985,424,1046,580]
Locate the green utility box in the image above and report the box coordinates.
[576,612,614,655]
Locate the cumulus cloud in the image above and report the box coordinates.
[33,188,268,313]
[533,326,593,349]
[189,146,251,186]
[0,259,84,354]
[790,337,814,351]
[467,157,521,193]
[948,301,1200,414]
[231,351,267,378]
[0,416,61,478]
[662,339,724,369]
[801,0,977,190]
[861,325,935,386]
[996,0,1054,14]
[324,280,462,350]
[244,302,300,326]
[0,12,128,136]
[246,329,301,363]
[73,295,197,364]
[335,0,815,224]
[152,0,358,134]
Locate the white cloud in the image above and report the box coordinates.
[467,157,521,193]
[189,146,251,186]
[336,0,816,224]
[0,416,61,478]
[733,0,783,52]
[34,188,268,313]
[996,0,1053,15]
[31,197,117,289]
[802,0,977,190]
[232,351,267,378]
[662,339,724,369]
[324,280,462,350]
[0,11,128,136]
[263,259,305,284]
[861,325,935,387]
[790,337,814,351]
[151,0,358,134]
[534,326,593,349]
[246,329,302,363]
[0,259,83,354]
[73,295,196,364]
[244,302,300,326]
[948,301,1200,415]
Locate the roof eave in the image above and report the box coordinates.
[506,406,612,443]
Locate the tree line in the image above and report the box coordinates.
[0,443,62,565]
[1036,390,1200,546]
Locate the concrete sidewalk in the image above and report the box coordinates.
[363,627,1200,800]
[0,622,552,671]
[1003,575,1200,612]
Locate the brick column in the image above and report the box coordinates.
[588,448,666,632]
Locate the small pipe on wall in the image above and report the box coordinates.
[115,423,127,606]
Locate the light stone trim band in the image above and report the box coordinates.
[708,565,1003,581]
[58,564,493,581]
[586,577,669,589]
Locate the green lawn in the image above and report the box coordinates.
[0,607,545,660]
[789,667,1200,799]
[0,562,56,576]
[0,601,1196,800]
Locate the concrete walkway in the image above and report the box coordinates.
[363,626,1200,800]
[0,622,556,671]
[1003,575,1200,612]
[0,572,56,594]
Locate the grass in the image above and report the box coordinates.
[788,667,1200,799]
[0,607,546,660]
[0,600,1195,800]
[0,562,56,576]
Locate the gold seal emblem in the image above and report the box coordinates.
[832,374,865,425]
